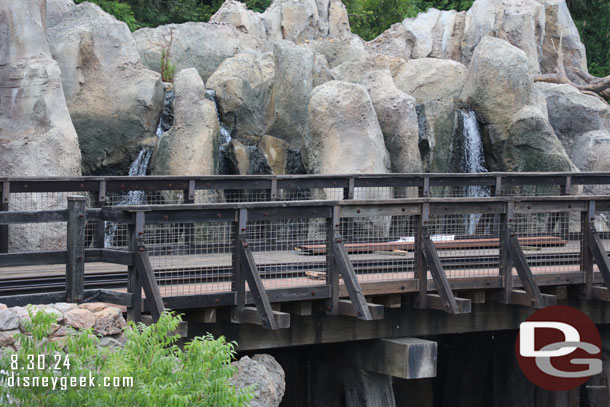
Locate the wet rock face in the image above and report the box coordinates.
[46,1,164,175]
[460,36,574,172]
[152,69,220,177]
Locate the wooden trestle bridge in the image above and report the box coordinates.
[3,172,610,350]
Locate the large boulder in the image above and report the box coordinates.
[360,70,422,174]
[212,0,350,43]
[460,37,573,172]
[331,53,406,84]
[308,36,368,69]
[46,2,163,175]
[0,0,82,251]
[265,41,315,147]
[537,82,610,172]
[152,69,220,176]
[207,53,275,143]
[306,81,390,177]
[367,8,465,62]
[231,354,285,407]
[416,99,462,173]
[462,0,587,76]
[210,0,267,38]
[133,22,269,82]
[392,58,467,103]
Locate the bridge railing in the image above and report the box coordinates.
[3,172,610,254]
[2,194,610,326]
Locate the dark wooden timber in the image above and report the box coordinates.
[586,226,610,292]
[0,181,9,253]
[326,206,340,315]
[507,234,556,308]
[83,289,133,306]
[414,204,428,309]
[127,212,143,322]
[231,209,248,324]
[331,232,376,321]
[582,201,596,298]
[422,237,471,314]
[66,196,86,303]
[238,237,287,330]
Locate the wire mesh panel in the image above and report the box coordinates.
[245,218,327,290]
[144,221,234,296]
[426,212,501,278]
[510,211,581,275]
[279,188,344,201]
[7,192,90,252]
[340,214,417,283]
[499,184,562,197]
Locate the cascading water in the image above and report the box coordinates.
[456,109,489,235]
[205,89,232,144]
[104,89,175,247]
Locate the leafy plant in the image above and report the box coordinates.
[161,48,177,83]
[0,308,253,407]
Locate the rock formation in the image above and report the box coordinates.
[231,354,286,407]
[46,2,164,175]
[152,68,220,177]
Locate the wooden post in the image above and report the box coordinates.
[92,180,106,248]
[231,208,248,323]
[270,178,278,201]
[326,206,340,314]
[0,181,9,253]
[499,201,514,304]
[183,180,195,254]
[343,177,355,200]
[127,211,144,322]
[66,196,86,303]
[558,176,571,240]
[414,203,429,309]
[582,201,596,297]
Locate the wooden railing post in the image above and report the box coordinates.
[92,180,106,248]
[414,203,429,309]
[498,201,514,304]
[183,180,196,253]
[581,200,596,298]
[326,206,340,315]
[127,211,144,322]
[231,209,248,323]
[66,196,86,303]
[0,181,9,253]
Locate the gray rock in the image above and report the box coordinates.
[0,0,81,251]
[207,53,275,142]
[99,336,123,349]
[152,69,220,176]
[361,70,422,174]
[393,58,467,103]
[330,53,406,84]
[134,22,269,82]
[46,1,164,175]
[460,36,573,172]
[416,98,460,173]
[538,82,610,172]
[308,36,368,69]
[462,0,587,76]
[265,41,315,147]
[231,354,286,407]
[0,330,19,347]
[0,310,20,331]
[210,0,267,38]
[402,8,466,60]
[63,308,95,330]
[93,307,125,336]
[52,302,78,313]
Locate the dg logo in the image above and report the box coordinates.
[516,305,603,391]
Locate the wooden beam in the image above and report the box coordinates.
[66,196,86,303]
[326,207,340,315]
[134,245,165,322]
[422,237,471,314]
[127,215,142,322]
[509,290,556,308]
[0,181,9,253]
[238,237,289,330]
[507,235,554,309]
[590,286,610,301]
[426,294,471,313]
[337,299,384,320]
[586,227,610,290]
[239,306,290,329]
[331,232,375,320]
[375,295,402,308]
[282,301,313,316]
[83,289,133,307]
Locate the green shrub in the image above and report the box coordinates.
[0,308,253,407]
[75,0,140,30]
[161,48,177,82]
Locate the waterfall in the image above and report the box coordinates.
[104,88,174,247]
[457,109,489,235]
[205,89,232,144]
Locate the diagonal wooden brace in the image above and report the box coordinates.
[331,233,380,320]
[134,248,165,322]
[422,237,471,314]
[585,227,610,301]
[507,235,556,308]
[238,237,289,329]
